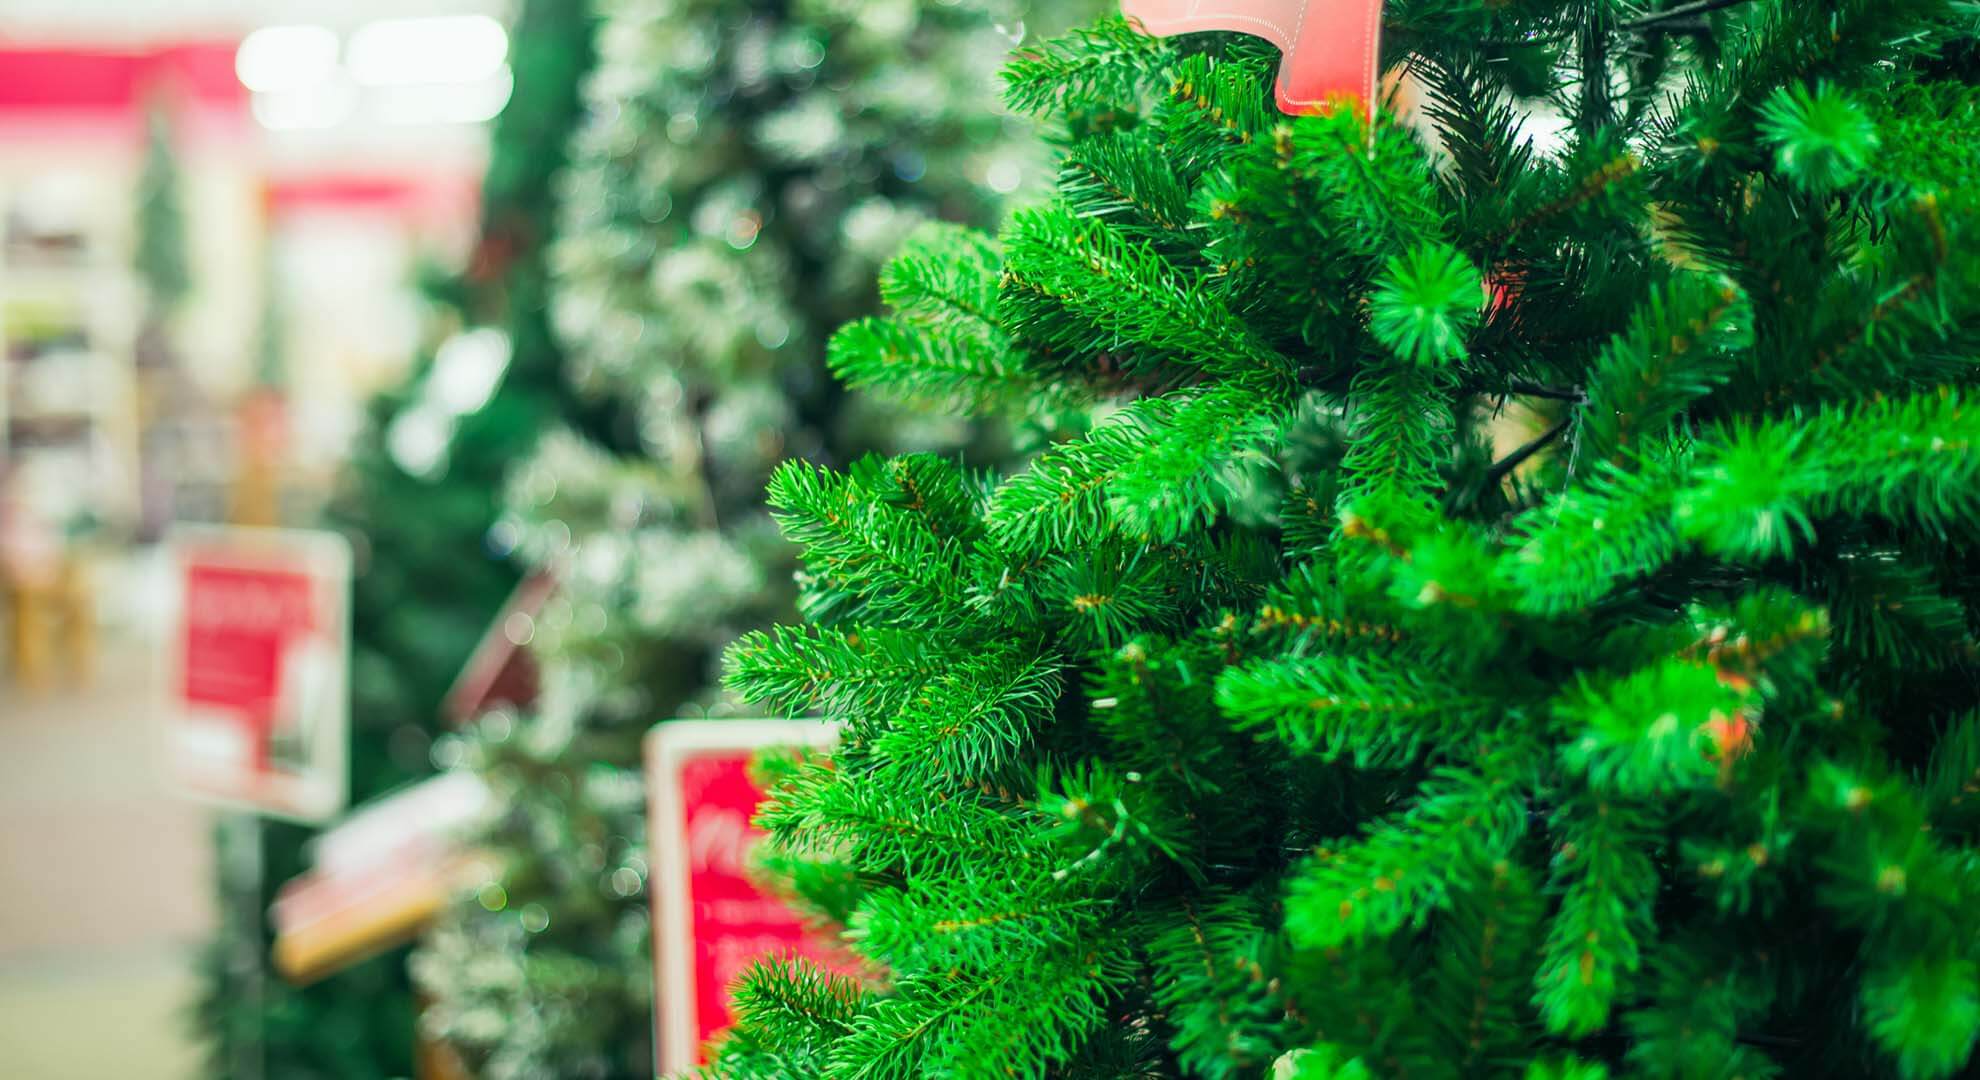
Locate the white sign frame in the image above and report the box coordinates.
[645,717,839,1072]
[163,525,352,823]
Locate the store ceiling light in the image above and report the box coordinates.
[371,67,514,125]
[235,25,340,93]
[346,15,509,87]
[251,75,359,131]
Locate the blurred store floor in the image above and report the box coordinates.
[0,557,213,1080]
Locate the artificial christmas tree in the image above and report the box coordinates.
[409,0,1070,1074]
[705,5,1980,1078]
[410,659,660,1080]
[133,105,191,314]
[194,2,601,1075]
[131,103,218,540]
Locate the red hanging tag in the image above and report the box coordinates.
[1121,0,1386,118]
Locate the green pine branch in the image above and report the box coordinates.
[1533,793,1659,1037]
[1284,753,1533,951]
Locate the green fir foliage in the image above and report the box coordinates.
[412,0,1075,1074]
[705,4,1980,1079]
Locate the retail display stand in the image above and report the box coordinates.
[0,176,142,686]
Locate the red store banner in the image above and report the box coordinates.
[645,718,853,1070]
[166,526,350,822]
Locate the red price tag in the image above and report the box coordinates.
[647,720,853,1070]
[1122,0,1386,117]
[181,562,317,767]
[166,526,351,822]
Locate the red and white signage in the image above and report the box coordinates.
[645,718,854,1070]
[166,526,351,822]
[1122,0,1386,117]
[271,772,492,984]
[441,571,556,727]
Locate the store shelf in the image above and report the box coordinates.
[0,175,143,543]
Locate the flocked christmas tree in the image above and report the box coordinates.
[408,0,1073,1074]
[195,2,602,1075]
[702,4,1980,1078]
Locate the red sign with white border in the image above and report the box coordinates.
[1121,0,1386,117]
[166,526,351,822]
[645,718,852,1070]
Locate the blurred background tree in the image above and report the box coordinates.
[193,1,607,1075]
[133,106,191,316]
[406,0,1093,1074]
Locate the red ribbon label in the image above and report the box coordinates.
[1122,0,1385,116]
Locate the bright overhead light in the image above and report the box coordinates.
[346,15,509,87]
[251,75,358,131]
[235,25,339,94]
[369,67,514,126]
